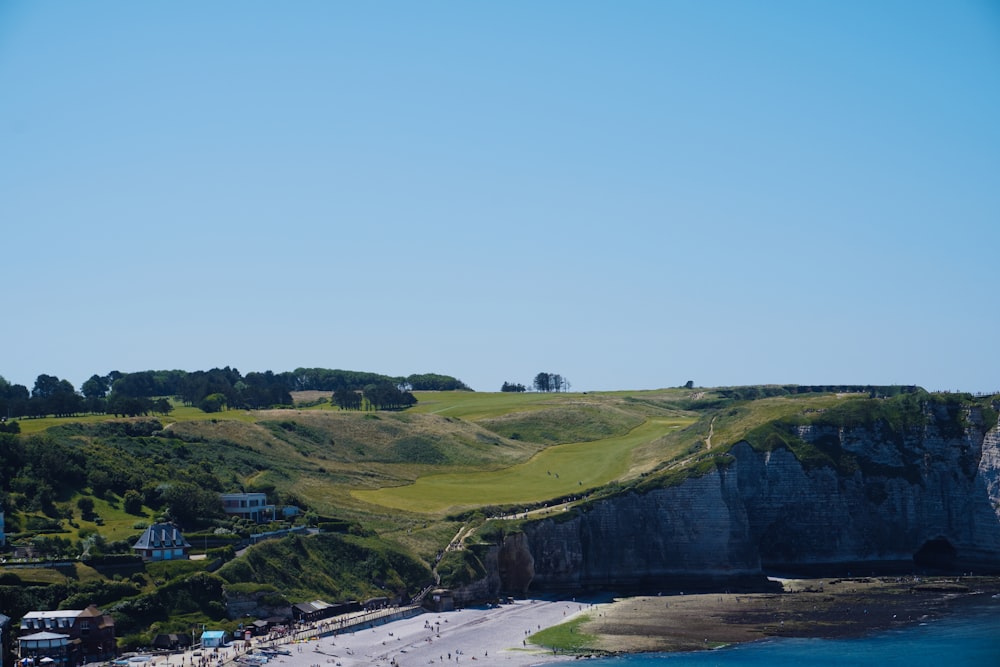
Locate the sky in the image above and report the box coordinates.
[1,1,999,394]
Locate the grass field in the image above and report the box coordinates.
[531,615,597,653]
[352,416,694,513]
[10,388,705,524]
[14,402,258,435]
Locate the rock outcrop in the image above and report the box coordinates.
[467,401,1000,597]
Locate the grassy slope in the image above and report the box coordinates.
[9,390,878,536]
[18,385,996,648]
[353,416,693,513]
[12,388,931,566]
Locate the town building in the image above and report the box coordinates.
[18,606,115,666]
[219,493,275,523]
[132,523,191,562]
[18,631,70,667]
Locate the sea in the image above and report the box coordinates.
[573,595,1000,666]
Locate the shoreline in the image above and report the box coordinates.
[146,576,1000,667]
[573,575,1000,656]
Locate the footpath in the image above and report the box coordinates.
[129,605,425,667]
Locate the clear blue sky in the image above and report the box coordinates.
[2,1,999,393]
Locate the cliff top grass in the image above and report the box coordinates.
[11,385,994,560]
[352,415,694,514]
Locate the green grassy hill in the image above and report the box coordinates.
[3,383,994,649]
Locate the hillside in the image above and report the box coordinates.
[2,385,998,649]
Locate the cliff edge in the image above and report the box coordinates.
[470,397,1000,597]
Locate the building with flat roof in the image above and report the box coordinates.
[220,493,275,523]
[200,630,226,648]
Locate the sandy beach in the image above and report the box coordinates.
[254,599,587,667]
[143,576,999,667]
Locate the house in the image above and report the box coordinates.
[18,606,115,665]
[220,493,275,523]
[132,523,191,562]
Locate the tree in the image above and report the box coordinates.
[362,383,417,410]
[0,377,30,419]
[199,393,227,413]
[333,388,362,410]
[405,373,472,391]
[123,489,144,515]
[77,496,96,520]
[81,374,111,399]
[31,374,63,399]
[160,482,225,527]
[107,394,152,418]
[501,381,526,392]
[533,372,569,392]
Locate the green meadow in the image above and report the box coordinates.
[353,416,694,513]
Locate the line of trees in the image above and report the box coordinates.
[332,383,416,411]
[499,373,571,392]
[533,372,570,392]
[0,367,469,420]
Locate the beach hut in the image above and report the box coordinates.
[200,631,226,648]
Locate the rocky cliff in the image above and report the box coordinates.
[478,400,1000,597]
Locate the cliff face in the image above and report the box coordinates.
[485,405,1000,595]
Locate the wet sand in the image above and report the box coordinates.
[578,576,1000,654]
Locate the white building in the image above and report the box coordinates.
[220,493,275,523]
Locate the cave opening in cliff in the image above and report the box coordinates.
[913,537,958,571]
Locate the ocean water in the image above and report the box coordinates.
[575,596,1000,666]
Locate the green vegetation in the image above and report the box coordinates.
[353,417,693,514]
[2,379,997,652]
[530,615,598,654]
[436,549,487,589]
[217,533,432,601]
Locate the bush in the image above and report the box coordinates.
[123,490,144,515]
[436,550,486,588]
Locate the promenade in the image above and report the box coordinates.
[128,599,587,667]
[128,605,427,667]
